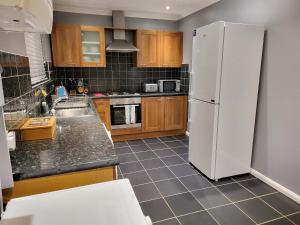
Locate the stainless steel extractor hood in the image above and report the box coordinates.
[106,11,139,52]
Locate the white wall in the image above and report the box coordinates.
[0,32,27,56]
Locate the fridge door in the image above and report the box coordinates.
[189,99,219,179]
[191,21,225,103]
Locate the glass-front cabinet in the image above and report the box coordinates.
[80,26,106,67]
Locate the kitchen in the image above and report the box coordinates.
[0,0,300,225]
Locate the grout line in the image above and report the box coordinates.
[149,141,221,225]
[237,181,298,225]
[129,140,183,225]
[118,138,294,225]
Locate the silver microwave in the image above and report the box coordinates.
[158,80,180,93]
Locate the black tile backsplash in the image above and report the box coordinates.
[0,51,54,131]
[52,52,190,93]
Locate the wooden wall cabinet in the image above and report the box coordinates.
[160,31,183,68]
[93,99,111,130]
[80,26,106,67]
[142,97,165,132]
[142,96,187,132]
[136,30,160,67]
[51,24,106,67]
[51,24,81,67]
[136,30,183,68]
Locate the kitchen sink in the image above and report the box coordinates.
[54,108,92,118]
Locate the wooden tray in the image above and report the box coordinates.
[20,117,56,141]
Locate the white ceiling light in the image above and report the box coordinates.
[165,5,170,10]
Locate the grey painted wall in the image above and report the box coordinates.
[53,11,178,30]
[178,0,300,195]
[53,11,178,46]
[0,32,27,56]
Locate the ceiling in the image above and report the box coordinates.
[53,0,220,21]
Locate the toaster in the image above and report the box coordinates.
[143,83,158,93]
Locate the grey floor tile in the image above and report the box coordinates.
[114,146,132,155]
[231,174,256,182]
[119,161,144,174]
[140,198,174,222]
[118,153,138,163]
[180,154,189,162]
[136,151,158,160]
[140,158,165,170]
[179,174,212,191]
[192,187,231,209]
[169,164,197,177]
[178,211,218,225]
[133,183,161,202]
[209,204,255,225]
[154,149,177,158]
[217,183,255,201]
[155,178,188,197]
[236,198,281,223]
[262,218,294,225]
[127,139,145,146]
[240,179,276,196]
[144,138,162,144]
[182,138,189,145]
[130,144,150,152]
[148,142,169,150]
[160,136,177,142]
[147,167,175,181]
[114,141,129,148]
[174,135,187,140]
[165,141,185,148]
[165,192,203,216]
[161,155,186,166]
[261,192,300,215]
[171,146,189,155]
[155,218,180,225]
[124,170,151,186]
[288,212,300,224]
[208,177,235,186]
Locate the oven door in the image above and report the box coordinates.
[110,104,141,129]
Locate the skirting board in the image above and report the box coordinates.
[250,169,300,204]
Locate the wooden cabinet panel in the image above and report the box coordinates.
[94,99,111,130]
[142,97,165,132]
[160,31,183,68]
[164,96,188,130]
[51,24,81,67]
[136,30,160,67]
[3,166,115,202]
[80,26,106,67]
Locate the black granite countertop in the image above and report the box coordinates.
[90,92,189,99]
[10,99,117,181]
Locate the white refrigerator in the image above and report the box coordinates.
[189,21,264,180]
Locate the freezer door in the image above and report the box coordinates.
[188,99,219,179]
[191,21,225,103]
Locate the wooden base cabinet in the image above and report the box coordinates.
[142,97,165,132]
[3,166,116,203]
[142,96,188,132]
[93,99,111,130]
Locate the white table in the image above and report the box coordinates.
[0,179,151,225]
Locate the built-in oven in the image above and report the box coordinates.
[110,97,141,129]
